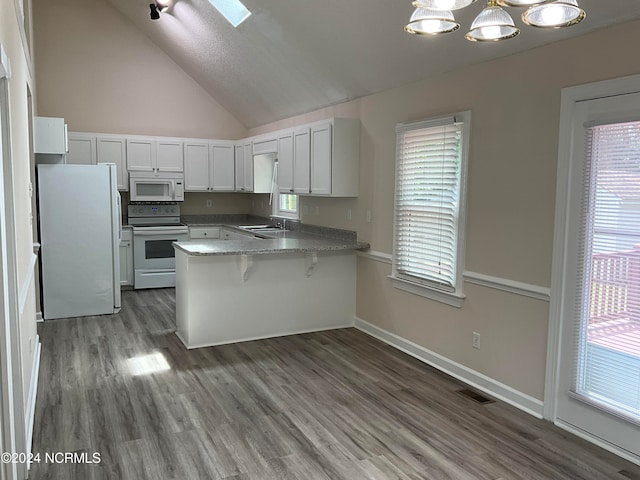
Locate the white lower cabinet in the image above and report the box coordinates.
[119,227,134,287]
[189,227,221,239]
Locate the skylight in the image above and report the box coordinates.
[208,0,251,27]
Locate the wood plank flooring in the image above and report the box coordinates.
[30,289,640,479]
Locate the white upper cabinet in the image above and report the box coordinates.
[126,138,154,172]
[252,136,278,155]
[277,131,294,193]
[184,141,210,191]
[34,116,68,154]
[97,136,128,191]
[309,118,360,197]
[185,141,235,192]
[211,143,235,191]
[293,128,311,194]
[235,141,253,192]
[127,137,183,174]
[66,133,96,165]
[156,139,184,173]
[310,123,332,195]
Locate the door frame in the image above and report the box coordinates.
[546,73,640,464]
[0,43,27,480]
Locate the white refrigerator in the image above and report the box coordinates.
[38,164,122,319]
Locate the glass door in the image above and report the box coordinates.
[556,92,640,462]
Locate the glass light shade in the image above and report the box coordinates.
[496,0,547,6]
[522,0,586,28]
[412,0,476,11]
[405,8,460,35]
[465,4,519,41]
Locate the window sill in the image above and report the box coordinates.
[388,275,465,308]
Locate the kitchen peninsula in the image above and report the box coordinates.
[173,226,368,349]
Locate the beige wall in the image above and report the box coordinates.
[1,0,38,444]
[32,0,247,140]
[249,20,640,401]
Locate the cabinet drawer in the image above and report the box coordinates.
[189,227,221,239]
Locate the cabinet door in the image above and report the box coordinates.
[184,142,210,191]
[235,144,245,191]
[211,144,235,191]
[277,132,294,193]
[293,128,310,194]
[97,137,127,190]
[253,137,278,155]
[126,138,154,172]
[156,139,183,172]
[243,144,254,192]
[34,117,67,154]
[311,123,332,195]
[119,228,133,287]
[66,134,96,165]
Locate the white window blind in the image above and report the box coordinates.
[394,116,465,292]
[574,119,640,422]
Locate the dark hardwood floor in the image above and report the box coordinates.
[30,289,640,479]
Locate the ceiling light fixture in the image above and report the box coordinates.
[405,0,586,42]
[522,0,586,28]
[404,7,460,35]
[465,0,519,41]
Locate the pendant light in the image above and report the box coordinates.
[404,0,586,41]
[405,7,460,35]
[413,0,476,10]
[522,0,586,28]
[465,0,519,42]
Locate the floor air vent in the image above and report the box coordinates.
[457,388,495,405]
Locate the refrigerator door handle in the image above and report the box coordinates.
[117,192,122,243]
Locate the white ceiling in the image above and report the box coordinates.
[105,0,640,128]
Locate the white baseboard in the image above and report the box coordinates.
[25,335,41,461]
[35,311,43,323]
[555,419,640,466]
[354,317,544,418]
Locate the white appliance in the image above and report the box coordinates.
[37,163,121,319]
[128,203,188,289]
[129,172,185,202]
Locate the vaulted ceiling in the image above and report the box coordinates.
[105,0,640,128]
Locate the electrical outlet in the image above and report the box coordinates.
[206,200,213,208]
[366,210,372,223]
[347,209,352,220]
[303,205,309,215]
[472,332,481,350]
[315,206,320,216]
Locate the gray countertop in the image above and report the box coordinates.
[174,223,369,256]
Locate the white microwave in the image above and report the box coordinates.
[129,172,185,202]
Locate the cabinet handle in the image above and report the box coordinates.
[290,189,294,192]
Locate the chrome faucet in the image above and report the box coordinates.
[274,219,286,230]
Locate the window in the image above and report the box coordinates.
[391,112,470,307]
[573,119,640,422]
[208,0,251,27]
[273,193,299,220]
